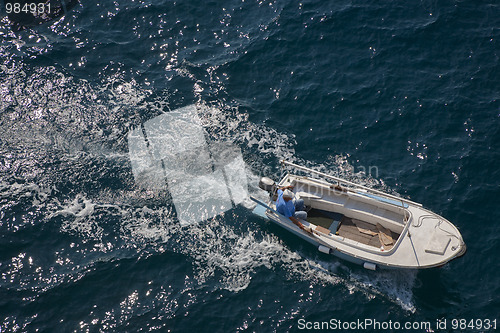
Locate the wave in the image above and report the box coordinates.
[0,50,416,317]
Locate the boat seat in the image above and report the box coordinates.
[296,191,322,206]
[329,220,341,233]
[349,191,405,214]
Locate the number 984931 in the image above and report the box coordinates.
[5,2,51,15]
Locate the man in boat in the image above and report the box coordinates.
[276,186,308,221]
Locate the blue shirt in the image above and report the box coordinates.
[276,189,295,218]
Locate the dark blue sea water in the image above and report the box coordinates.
[1,0,499,332]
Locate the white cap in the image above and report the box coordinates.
[283,189,294,199]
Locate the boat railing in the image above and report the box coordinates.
[280,160,422,208]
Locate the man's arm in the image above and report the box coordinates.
[289,216,312,233]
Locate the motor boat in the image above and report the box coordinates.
[251,160,466,270]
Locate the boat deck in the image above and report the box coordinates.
[337,217,387,249]
[306,208,400,250]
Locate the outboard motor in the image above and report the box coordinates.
[258,177,275,193]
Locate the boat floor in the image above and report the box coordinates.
[306,209,400,250]
[337,217,381,248]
